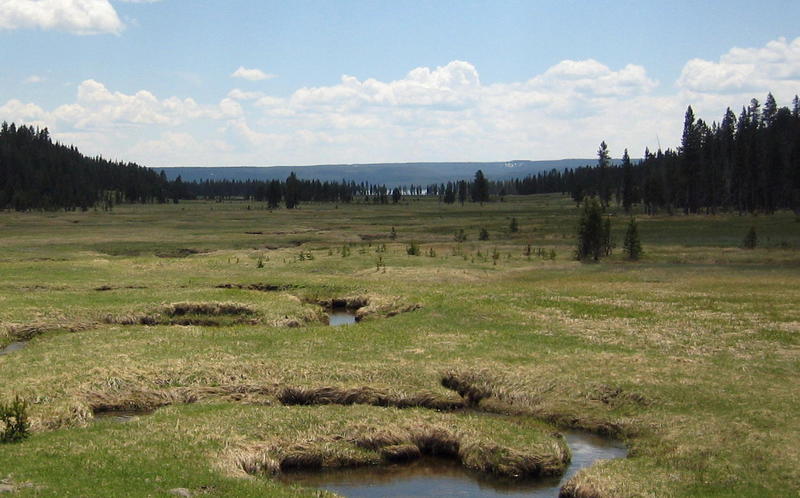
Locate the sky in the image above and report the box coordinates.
[2,0,800,167]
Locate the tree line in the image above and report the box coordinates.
[0,123,398,211]
[0,122,170,211]
[2,93,798,213]
[481,94,800,214]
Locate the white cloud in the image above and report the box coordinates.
[231,66,275,81]
[0,99,48,123]
[42,79,241,129]
[227,88,265,100]
[678,37,800,98]
[23,75,45,84]
[4,37,798,167]
[0,0,124,35]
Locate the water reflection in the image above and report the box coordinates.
[328,310,357,326]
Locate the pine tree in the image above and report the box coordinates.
[471,170,489,204]
[597,142,611,207]
[285,172,299,209]
[576,197,604,261]
[621,148,634,213]
[457,180,468,205]
[680,106,701,213]
[623,218,643,260]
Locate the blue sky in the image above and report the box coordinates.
[2,0,800,166]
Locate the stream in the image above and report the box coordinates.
[280,430,626,497]
[328,310,357,326]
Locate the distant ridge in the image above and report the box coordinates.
[156,159,599,186]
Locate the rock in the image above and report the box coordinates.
[168,488,191,497]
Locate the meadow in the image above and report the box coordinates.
[0,194,798,497]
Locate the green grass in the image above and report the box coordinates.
[1,194,799,496]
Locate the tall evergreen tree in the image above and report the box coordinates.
[576,197,605,262]
[284,172,300,209]
[621,148,634,213]
[471,170,489,204]
[457,180,468,205]
[597,141,611,207]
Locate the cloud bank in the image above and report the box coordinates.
[3,37,799,167]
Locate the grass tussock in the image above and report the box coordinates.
[587,384,652,407]
[277,386,464,411]
[162,302,256,317]
[229,419,568,480]
[216,283,297,292]
[154,248,203,258]
[558,473,608,498]
[84,388,199,414]
[81,385,277,418]
[104,301,259,327]
[315,294,422,321]
[2,321,93,343]
[313,295,370,310]
[441,370,493,407]
[440,370,630,438]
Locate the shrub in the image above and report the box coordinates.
[406,242,420,256]
[509,217,519,233]
[1,395,30,443]
[479,228,489,241]
[454,229,467,242]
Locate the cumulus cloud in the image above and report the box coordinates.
[227,89,265,100]
[231,67,275,81]
[291,60,481,109]
[0,99,48,123]
[678,37,800,97]
[41,79,244,130]
[5,37,797,167]
[23,75,45,84]
[0,0,124,35]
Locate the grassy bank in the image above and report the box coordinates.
[1,195,798,496]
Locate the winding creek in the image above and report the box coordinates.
[6,306,625,497]
[280,430,627,497]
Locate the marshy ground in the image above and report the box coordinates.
[0,195,798,496]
